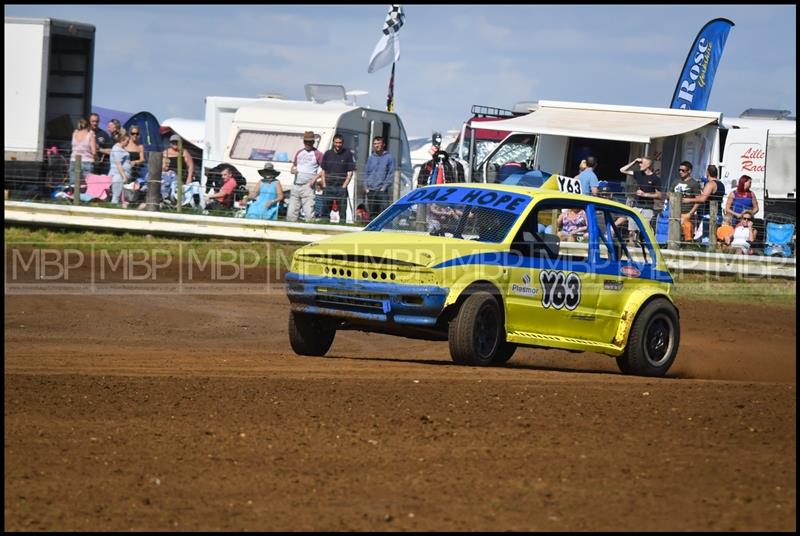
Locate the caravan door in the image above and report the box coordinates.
[722,128,768,219]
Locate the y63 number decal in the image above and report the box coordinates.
[539,271,581,310]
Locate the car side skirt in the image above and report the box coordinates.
[506,330,625,356]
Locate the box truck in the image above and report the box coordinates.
[4,17,95,195]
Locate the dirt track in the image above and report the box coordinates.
[4,251,796,531]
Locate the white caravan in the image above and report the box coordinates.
[220,97,413,221]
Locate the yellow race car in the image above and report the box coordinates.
[285,177,680,376]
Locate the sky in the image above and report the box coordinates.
[5,4,797,139]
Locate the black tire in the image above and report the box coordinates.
[288,311,335,357]
[615,354,633,374]
[618,298,680,377]
[448,291,506,366]
[492,342,517,365]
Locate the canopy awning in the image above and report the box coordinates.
[161,118,205,149]
[476,101,722,143]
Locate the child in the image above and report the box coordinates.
[716,213,735,250]
[160,156,177,204]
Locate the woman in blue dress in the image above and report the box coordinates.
[245,163,284,220]
[725,174,759,224]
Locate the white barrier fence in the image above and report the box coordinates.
[4,201,796,279]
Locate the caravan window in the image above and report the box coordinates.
[230,130,320,162]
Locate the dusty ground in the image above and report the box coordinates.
[4,248,796,531]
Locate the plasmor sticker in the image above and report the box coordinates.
[511,272,539,297]
[539,271,581,310]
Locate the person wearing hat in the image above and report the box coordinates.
[287,130,323,222]
[245,163,285,220]
[164,133,195,189]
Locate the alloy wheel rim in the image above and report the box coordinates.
[644,313,674,367]
[475,304,499,357]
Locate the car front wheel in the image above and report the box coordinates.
[448,291,508,366]
[618,298,680,377]
[288,311,335,356]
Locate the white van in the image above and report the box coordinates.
[719,110,796,220]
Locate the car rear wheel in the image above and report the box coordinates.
[448,291,508,366]
[618,298,680,377]
[288,311,335,356]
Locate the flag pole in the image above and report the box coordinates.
[387,62,396,112]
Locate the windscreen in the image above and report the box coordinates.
[364,186,531,243]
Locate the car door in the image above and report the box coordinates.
[591,204,662,343]
[504,199,600,340]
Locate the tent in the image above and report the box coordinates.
[124,111,163,152]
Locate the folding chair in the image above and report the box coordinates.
[763,222,795,257]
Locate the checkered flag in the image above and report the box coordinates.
[381,4,404,35]
[368,4,405,74]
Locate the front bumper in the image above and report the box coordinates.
[285,272,449,326]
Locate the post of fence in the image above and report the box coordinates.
[176,139,183,213]
[145,151,163,211]
[708,201,719,252]
[393,168,401,205]
[73,155,81,205]
[667,191,680,250]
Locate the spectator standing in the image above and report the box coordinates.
[320,133,356,220]
[620,155,662,228]
[245,163,285,221]
[287,131,323,222]
[107,119,122,142]
[164,134,195,187]
[725,174,760,224]
[364,136,395,218]
[109,132,131,205]
[672,161,702,241]
[124,126,146,205]
[89,113,113,174]
[205,167,237,211]
[683,164,726,236]
[124,126,146,182]
[417,149,464,187]
[69,118,96,187]
[576,156,600,196]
